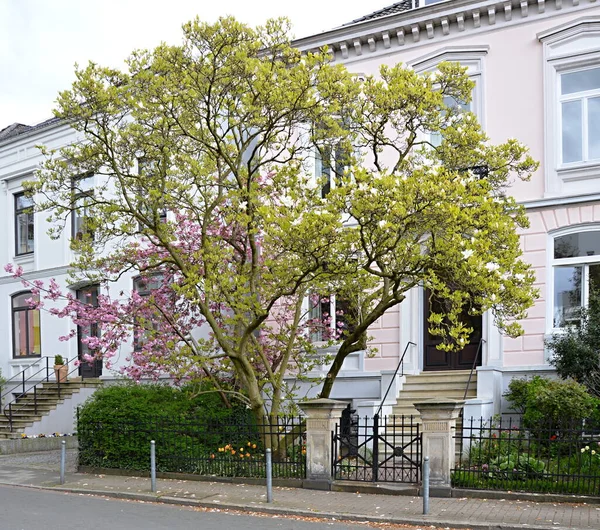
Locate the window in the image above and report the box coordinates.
[76,285,99,355]
[137,158,167,225]
[551,230,600,328]
[539,19,600,194]
[315,145,349,198]
[14,193,34,255]
[559,67,600,165]
[12,291,41,357]
[430,93,473,147]
[309,294,355,342]
[71,174,94,240]
[133,274,165,351]
[410,47,487,146]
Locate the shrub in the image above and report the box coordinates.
[77,382,254,471]
[504,376,599,433]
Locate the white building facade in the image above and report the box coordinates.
[2,0,600,423]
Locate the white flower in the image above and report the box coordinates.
[378,220,386,228]
[485,262,500,272]
[461,249,474,259]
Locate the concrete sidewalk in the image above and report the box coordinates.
[1,450,599,530]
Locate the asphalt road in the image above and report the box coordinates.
[0,484,367,530]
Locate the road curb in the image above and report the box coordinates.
[26,483,574,530]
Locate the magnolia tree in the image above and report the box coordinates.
[14,17,538,422]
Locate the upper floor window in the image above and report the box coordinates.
[560,67,600,165]
[71,174,95,241]
[315,146,349,198]
[12,291,41,358]
[539,18,600,195]
[552,230,600,328]
[132,274,165,351]
[14,192,34,256]
[410,47,487,146]
[137,158,167,225]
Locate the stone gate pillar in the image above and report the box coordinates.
[299,398,347,490]
[414,398,464,497]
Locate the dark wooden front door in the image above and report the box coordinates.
[423,291,482,371]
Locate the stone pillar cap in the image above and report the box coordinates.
[299,398,348,410]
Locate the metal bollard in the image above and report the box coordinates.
[422,456,430,515]
[60,440,66,485]
[150,440,156,493]
[266,448,273,503]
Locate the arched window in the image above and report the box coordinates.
[12,291,41,358]
[552,229,600,328]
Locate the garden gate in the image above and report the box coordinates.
[332,406,422,483]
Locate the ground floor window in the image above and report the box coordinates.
[552,230,600,327]
[12,291,41,357]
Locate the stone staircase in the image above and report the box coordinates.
[377,370,477,462]
[0,379,102,438]
[391,370,477,419]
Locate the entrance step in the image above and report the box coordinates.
[391,370,477,420]
[0,379,103,436]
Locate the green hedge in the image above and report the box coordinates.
[77,383,255,471]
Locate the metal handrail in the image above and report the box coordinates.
[463,338,486,401]
[3,356,80,432]
[0,356,53,405]
[375,341,416,417]
[0,356,54,401]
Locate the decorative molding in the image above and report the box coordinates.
[410,45,490,72]
[456,13,465,31]
[292,0,600,64]
[382,31,391,48]
[426,21,435,38]
[396,28,405,45]
[340,42,349,59]
[412,24,420,42]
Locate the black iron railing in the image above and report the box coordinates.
[2,356,80,432]
[375,341,416,417]
[332,414,421,483]
[453,415,600,496]
[78,415,306,479]
[463,338,485,400]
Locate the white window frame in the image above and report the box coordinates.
[547,225,600,333]
[558,65,600,166]
[309,294,344,344]
[539,18,600,197]
[410,46,488,135]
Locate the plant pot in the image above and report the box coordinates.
[54,364,68,383]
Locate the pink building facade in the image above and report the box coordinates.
[292,0,600,414]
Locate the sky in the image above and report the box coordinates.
[0,0,380,131]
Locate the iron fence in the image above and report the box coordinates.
[78,415,306,479]
[332,414,421,483]
[453,416,600,496]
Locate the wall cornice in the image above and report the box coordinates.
[293,0,600,64]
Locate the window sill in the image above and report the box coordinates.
[12,253,34,265]
[9,356,42,362]
[557,162,600,183]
